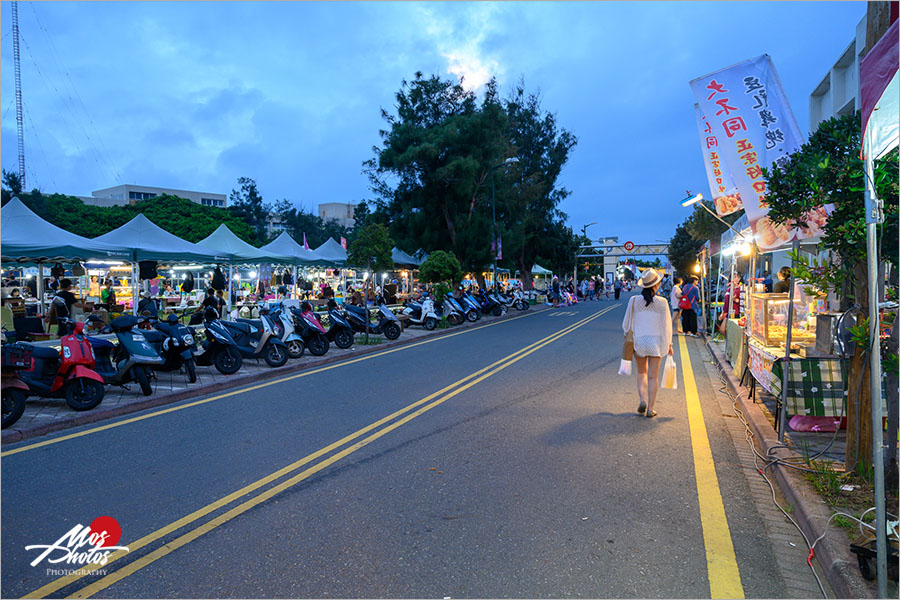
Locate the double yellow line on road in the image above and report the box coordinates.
[25,305,618,599]
[4,306,545,458]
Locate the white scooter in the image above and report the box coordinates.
[265,300,306,359]
[402,295,441,330]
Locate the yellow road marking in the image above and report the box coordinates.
[678,335,744,599]
[24,306,618,599]
[3,306,547,457]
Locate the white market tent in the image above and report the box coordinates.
[532,264,552,275]
[260,232,321,265]
[391,247,420,267]
[93,214,228,314]
[314,238,348,266]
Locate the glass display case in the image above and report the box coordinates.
[748,292,818,347]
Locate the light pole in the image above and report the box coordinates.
[576,222,598,291]
[491,157,519,289]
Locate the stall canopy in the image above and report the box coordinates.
[260,231,320,265]
[1,197,130,263]
[314,238,348,266]
[198,224,292,265]
[391,247,420,267]
[532,264,552,275]
[93,214,226,263]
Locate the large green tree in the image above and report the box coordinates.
[762,111,898,471]
[668,223,704,277]
[228,177,269,245]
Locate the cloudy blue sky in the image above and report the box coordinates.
[1,1,865,244]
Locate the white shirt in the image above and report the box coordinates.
[623,295,673,357]
[670,284,682,310]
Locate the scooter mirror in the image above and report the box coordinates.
[167,313,179,324]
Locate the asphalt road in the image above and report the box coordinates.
[2,297,789,598]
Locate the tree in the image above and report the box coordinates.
[418,250,463,287]
[668,223,703,276]
[1,169,23,200]
[685,199,742,242]
[762,111,898,471]
[229,177,269,245]
[348,223,394,272]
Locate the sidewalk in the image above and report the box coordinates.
[2,305,548,446]
[704,335,884,599]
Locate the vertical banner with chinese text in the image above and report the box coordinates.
[690,55,819,251]
[693,103,743,216]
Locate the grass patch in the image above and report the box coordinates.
[357,336,384,345]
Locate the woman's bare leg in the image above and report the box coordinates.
[646,356,662,415]
[635,356,648,411]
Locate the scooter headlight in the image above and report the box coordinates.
[162,338,170,352]
[183,334,194,345]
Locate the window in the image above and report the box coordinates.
[201,198,224,207]
[129,191,156,200]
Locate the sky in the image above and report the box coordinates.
[1,1,866,246]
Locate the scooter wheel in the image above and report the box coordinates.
[2,388,27,428]
[308,335,329,356]
[65,378,104,411]
[184,358,198,383]
[515,300,526,311]
[383,322,401,340]
[214,346,242,375]
[134,366,153,396]
[466,310,479,322]
[264,342,289,367]
[424,317,438,330]
[287,340,305,359]
[492,306,503,317]
[334,330,354,349]
[448,313,463,326]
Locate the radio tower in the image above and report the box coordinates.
[12,0,26,189]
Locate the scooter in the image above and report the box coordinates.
[324,300,355,349]
[2,339,31,428]
[511,287,530,311]
[456,292,483,322]
[266,303,307,359]
[443,295,471,324]
[87,314,165,396]
[343,296,402,340]
[138,313,200,383]
[487,289,511,315]
[189,308,243,374]
[472,290,504,317]
[289,302,330,356]
[18,319,106,411]
[402,295,441,330]
[219,311,290,368]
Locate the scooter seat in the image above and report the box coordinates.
[27,345,59,360]
[236,318,263,328]
[345,304,368,317]
[225,321,254,335]
[87,337,115,350]
[141,329,167,344]
[110,315,138,332]
[154,322,178,335]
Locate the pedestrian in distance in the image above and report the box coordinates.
[679,276,701,336]
[551,276,561,308]
[622,269,673,418]
[762,270,773,293]
[588,278,595,301]
[613,278,622,301]
[670,276,683,334]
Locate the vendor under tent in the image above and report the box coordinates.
[260,232,322,300]
[93,214,227,315]
[1,197,130,313]
[198,224,294,314]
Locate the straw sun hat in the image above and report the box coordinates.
[637,268,662,289]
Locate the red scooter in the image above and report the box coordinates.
[19,319,106,411]
[2,340,31,428]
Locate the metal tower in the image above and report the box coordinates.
[12,0,26,189]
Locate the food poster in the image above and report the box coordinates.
[694,103,743,216]
[691,55,821,252]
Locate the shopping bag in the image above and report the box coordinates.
[618,359,632,376]
[661,355,678,389]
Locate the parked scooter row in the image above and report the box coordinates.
[401,287,529,332]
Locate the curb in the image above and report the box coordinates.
[704,337,876,599]
[2,305,549,447]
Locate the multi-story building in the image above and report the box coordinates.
[82,184,227,208]
[809,15,867,132]
[266,212,288,238]
[318,202,356,228]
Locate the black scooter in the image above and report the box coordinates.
[218,311,290,368]
[139,313,199,383]
[324,300,355,349]
[190,308,243,375]
[342,295,402,340]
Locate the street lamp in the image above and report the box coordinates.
[490,157,519,289]
[681,192,749,243]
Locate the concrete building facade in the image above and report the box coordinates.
[809,15,866,132]
[83,184,227,208]
[318,202,356,228]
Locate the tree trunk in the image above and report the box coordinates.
[516,255,534,290]
[845,263,873,472]
[476,273,486,290]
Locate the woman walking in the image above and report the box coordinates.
[622,269,673,418]
[669,276,683,334]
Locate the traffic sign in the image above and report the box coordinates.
[624,241,635,251]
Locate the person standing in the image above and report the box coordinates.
[762,270,773,293]
[100,279,117,311]
[588,278,595,301]
[669,276,683,334]
[622,269,673,418]
[680,276,701,336]
[49,279,82,335]
[551,276,561,308]
[773,266,791,293]
[613,278,622,300]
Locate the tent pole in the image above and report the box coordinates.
[37,262,45,315]
[293,265,298,300]
[132,260,139,316]
[227,263,233,318]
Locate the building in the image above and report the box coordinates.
[266,212,288,238]
[318,202,356,228]
[809,15,867,132]
[82,184,228,208]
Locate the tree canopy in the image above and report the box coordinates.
[347,223,394,272]
[418,250,463,285]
